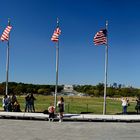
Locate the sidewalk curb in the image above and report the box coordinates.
[1,112,140,122]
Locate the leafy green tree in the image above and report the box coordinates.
[96,83,104,91]
[38,88,45,94]
[86,89,94,96]
[37,88,51,95]
[0,84,5,95]
[107,87,115,97]
[94,89,100,97]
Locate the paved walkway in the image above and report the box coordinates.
[1,112,140,122]
[1,119,140,140]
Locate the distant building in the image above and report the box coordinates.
[63,85,74,93]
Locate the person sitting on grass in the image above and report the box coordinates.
[48,103,55,122]
[13,101,21,112]
[11,93,17,110]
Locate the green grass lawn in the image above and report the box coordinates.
[0,95,137,114]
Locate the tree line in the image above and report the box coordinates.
[74,83,140,97]
[0,82,140,97]
[0,82,63,95]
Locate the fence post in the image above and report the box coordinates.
[67,103,69,113]
[86,104,88,113]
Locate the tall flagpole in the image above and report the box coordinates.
[54,18,59,108]
[103,20,108,115]
[5,18,11,95]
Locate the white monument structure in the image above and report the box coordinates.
[62,85,85,96]
[63,85,74,93]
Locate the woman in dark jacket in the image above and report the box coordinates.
[57,97,64,122]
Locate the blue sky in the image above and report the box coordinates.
[0,0,140,87]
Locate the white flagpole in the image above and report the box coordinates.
[54,18,59,108]
[103,20,108,115]
[6,19,11,95]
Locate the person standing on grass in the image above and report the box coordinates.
[25,94,30,112]
[2,95,9,111]
[121,97,129,114]
[2,94,12,112]
[30,93,36,112]
[57,97,65,122]
[135,97,140,114]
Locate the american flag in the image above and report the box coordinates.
[51,27,61,42]
[94,29,107,46]
[1,25,12,41]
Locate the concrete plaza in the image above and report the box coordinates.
[0,119,140,140]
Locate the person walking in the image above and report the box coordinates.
[57,97,65,122]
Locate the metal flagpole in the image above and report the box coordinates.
[5,19,11,95]
[54,18,59,108]
[6,40,10,95]
[103,20,108,115]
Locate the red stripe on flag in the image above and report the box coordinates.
[93,29,107,46]
[51,27,61,42]
[1,25,12,41]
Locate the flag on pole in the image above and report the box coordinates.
[94,29,107,45]
[51,27,61,42]
[1,25,12,41]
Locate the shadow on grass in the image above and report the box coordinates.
[116,112,138,115]
[80,112,93,114]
